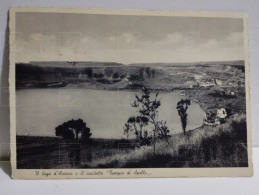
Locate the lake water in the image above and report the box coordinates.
[16,89,205,138]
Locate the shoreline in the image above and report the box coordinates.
[16,86,207,136]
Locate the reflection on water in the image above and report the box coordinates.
[16,89,205,138]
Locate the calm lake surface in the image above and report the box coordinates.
[16,89,205,138]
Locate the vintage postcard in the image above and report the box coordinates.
[9,7,253,179]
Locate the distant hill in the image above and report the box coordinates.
[16,60,245,68]
[26,61,124,68]
[16,59,245,93]
[129,60,245,67]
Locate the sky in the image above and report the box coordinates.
[15,12,245,64]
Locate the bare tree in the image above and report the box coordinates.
[126,116,138,139]
[135,116,149,139]
[157,120,170,139]
[132,87,167,152]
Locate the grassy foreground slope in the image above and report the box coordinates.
[16,114,247,169]
[81,114,247,168]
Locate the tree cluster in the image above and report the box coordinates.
[55,118,91,144]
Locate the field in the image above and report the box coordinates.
[16,60,248,169]
[17,113,247,169]
[17,136,138,169]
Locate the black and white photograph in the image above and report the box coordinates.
[9,7,252,178]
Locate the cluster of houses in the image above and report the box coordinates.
[190,74,242,90]
[191,76,221,88]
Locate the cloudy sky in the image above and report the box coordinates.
[15,12,244,64]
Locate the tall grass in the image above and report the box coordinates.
[81,114,248,168]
